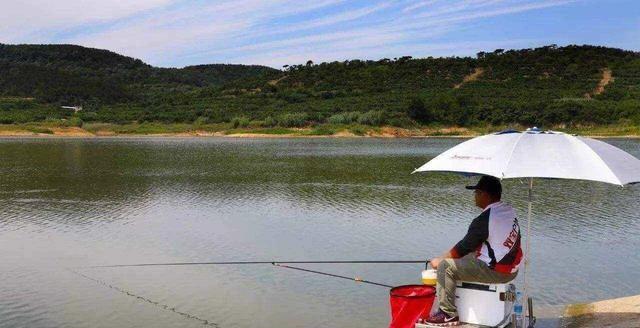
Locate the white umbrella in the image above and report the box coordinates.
[413,128,640,324]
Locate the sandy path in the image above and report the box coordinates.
[586,68,614,98]
[267,75,287,86]
[594,68,614,95]
[454,67,484,89]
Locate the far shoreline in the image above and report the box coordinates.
[1,132,639,140]
[1,123,639,139]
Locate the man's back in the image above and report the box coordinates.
[450,201,522,273]
[477,201,522,274]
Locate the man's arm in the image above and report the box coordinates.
[431,213,489,269]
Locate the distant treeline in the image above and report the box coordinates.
[0,44,639,127]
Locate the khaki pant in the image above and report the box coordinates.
[437,255,517,317]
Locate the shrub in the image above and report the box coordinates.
[262,116,277,127]
[67,117,84,127]
[27,127,54,134]
[357,110,386,125]
[80,111,98,122]
[278,113,308,127]
[0,117,14,124]
[407,97,433,124]
[305,126,337,135]
[319,91,337,99]
[280,92,307,103]
[427,94,464,125]
[231,116,250,128]
[327,112,360,124]
[388,115,415,127]
[349,126,367,136]
[194,116,208,126]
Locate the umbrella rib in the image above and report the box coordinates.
[500,131,527,179]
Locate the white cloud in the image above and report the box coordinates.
[388,0,576,33]
[56,0,356,61]
[0,0,173,42]
[412,0,505,19]
[72,17,249,63]
[402,0,441,13]
[254,2,393,38]
[416,0,575,20]
[1,0,581,67]
[260,0,348,19]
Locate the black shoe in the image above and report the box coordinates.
[424,308,460,326]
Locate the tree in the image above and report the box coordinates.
[407,97,432,124]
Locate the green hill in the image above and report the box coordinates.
[0,43,638,128]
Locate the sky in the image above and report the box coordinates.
[1,0,639,68]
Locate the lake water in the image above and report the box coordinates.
[1,137,639,328]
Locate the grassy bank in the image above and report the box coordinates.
[0,122,638,138]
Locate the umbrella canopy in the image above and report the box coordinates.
[413,129,640,186]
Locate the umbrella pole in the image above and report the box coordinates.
[523,177,534,326]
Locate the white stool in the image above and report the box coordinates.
[417,282,516,328]
[455,281,515,327]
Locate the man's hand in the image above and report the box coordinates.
[431,249,456,269]
[430,257,441,269]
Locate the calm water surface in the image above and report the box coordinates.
[0,137,639,328]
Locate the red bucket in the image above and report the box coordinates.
[389,285,436,328]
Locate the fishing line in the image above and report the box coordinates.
[67,269,219,327]
[272,263,393,288]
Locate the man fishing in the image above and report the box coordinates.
[425,176,522,326]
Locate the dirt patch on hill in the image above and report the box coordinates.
[594,68,613,95]
[454,67,484,89]
[267,75,287,86]
[585,68,614,98]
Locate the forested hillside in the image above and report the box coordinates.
[1,44,638,128]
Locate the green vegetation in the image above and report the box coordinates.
[225,127,297,135]
[25,126,54,134]
[304,125,339,136]
[82,122,229,135]
[0,43,639,133]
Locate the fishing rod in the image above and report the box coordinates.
[272,263,393,288]
[90,259,430,269]
[87,260,431,289]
